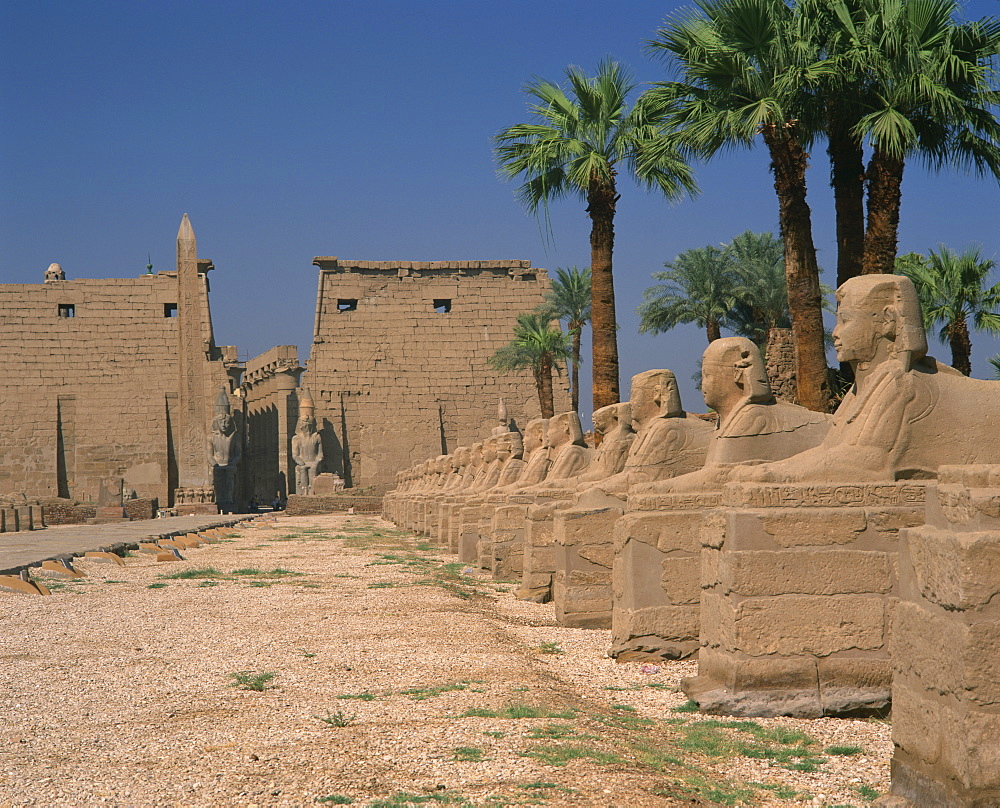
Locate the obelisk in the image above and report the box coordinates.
[175,213,212,494]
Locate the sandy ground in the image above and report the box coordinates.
[0,514,890,807]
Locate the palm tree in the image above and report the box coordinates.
[540,266,591,413]
[647,0,831,412]
[488,313,572,418]
[724,230,790,343]
[989,355,1000,380]
[821,0,1000,276]
[638,245,739,343]
[898,245,1000,376]
[494,59,697,410]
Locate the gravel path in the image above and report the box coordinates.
[0,514,890,807]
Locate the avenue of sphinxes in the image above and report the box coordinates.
[4,215,1000,805]
[385,273,1000,808]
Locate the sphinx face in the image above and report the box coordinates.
[833,306,884,364]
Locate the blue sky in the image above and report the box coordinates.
[3,0,998,418]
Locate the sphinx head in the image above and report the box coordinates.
[495,431,523,462]
[545,411,585,449]
[702,337,772,413]
[629,369,683,425]
[524,418,548,454]
[834,274,927,371]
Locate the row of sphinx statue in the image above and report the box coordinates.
[382,273,1000,804]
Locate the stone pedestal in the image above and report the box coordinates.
[458,501,491,564]
[883,466,1000,808]
[175,503,219,516]
[684,481,926,718]
[492,502,530,581]
[612,490,723,660]
[515,494,575,600]
[552,495,624,628]
[89,505,130,524]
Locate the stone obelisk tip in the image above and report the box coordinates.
[177,213,195,241]
[177,213,197,265]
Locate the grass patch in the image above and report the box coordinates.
[316,710,356,727]
[337,692,379,701]
[230,567,302,577]
[299,649,317,658]
[399,682,474,701]
[520,743,622,767]
[753,782,802,799]
[248,581,272,588]
[368,581,399,589]
[856,784,880,801]
[315,796,354,804]
[825,744,864,756]
[527,723,576,739]
[452,746,485,762]
[672,699,700,713]
[537,640,564,655]
[159,567,223,580]
[482,731,505,739]
[367,792,471,807]
[675,774,759,807]
[146,582,168,589]
[229,670,276,691]
[462,703,575,720]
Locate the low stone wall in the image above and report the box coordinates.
[285,494,383,516]
[30,497,158,526]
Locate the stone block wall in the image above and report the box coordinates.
[0,257,237,505]
[306,259,568,492]
[887,465,1000,807]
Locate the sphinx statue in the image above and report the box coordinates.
[519,412,591,492]
[493,419,549,492]
[494,431,526,486]
[536,403,634,491]
[731,274,1000,483]
[542,371,712,624]
[292,389,324,495]
[587,370,713,499]
[637,338,831,494]
[681,275,1000,718]
[615,339,831,660]
[208,387,241,509]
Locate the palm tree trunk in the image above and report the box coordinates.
[948,317,973,376]
[570,328,582,413]
[587,179,620,410]
[707,319,721,342]
[762,127,830,413]
[863,146,904,276]
[540,354,555,418]
[826,104,866,287]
